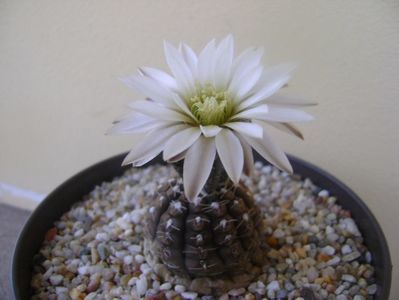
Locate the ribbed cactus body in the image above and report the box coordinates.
[144,177,266,281]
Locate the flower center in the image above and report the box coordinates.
[187,84,235,126]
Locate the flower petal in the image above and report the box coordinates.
[224,122,263,139]
[261,121,304,140]
[242,130,293,174]
[238,64,296,110]
[236,134,254,176]
[180,43,198,74]
[163,127,201,160]
[107,117,164,135]
[164,41,195,94]
[232,47,264,82]
[197,39,216,85]
[120,75,176,108]
[166,149,187,163]
[213,34,234,90]
[254,106,314,122]
[139,67,177,90]
[122,124,187,167]
[183,136,216,200]
[229,65,263,100]
[173,94,198,122]
[128,100,192,123]
[231,104,269,120]
[200,125,222,137]
[215,129,244,184]
[238,75,290,110]
[265,94,317,107]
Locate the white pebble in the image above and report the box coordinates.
[136,275,148,296]
[49,274,63,285]
[341,274,356,283]
[336,295,347,300]
[266,280,280,291]
[321,245,336,255]
[367,284,377,295]
[78,266,90,275]
[174,284,186,293]
[130,210,142,224]
[340,218,361,236]
[55,286,68,294]
[135,254,145,264]
[318,190,329,197]
[160,282,172,290]
[152,280,160,290]
[341,244,352,255]
[248,282,257,293]
[123,255,133,265]
[74,229,84,237]
[354,296,365,300]
[140,263,152,275]
[325,225,335,234]
[335,284,347,295]
[181,291,198,299]
[128,244,142,253]
[228,288,245,296]
[95,232,109,242]
[327,256,341,266]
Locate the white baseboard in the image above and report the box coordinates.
[0,182,45,211]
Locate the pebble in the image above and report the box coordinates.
[367,284,377,295]
[335,284,347,295]
[49,274,63,285]
[160,282,172,291]
[228,288,245,296]
[327,256,341,266]
[266,280,280,292]
[136,275,148,296]
[342,251,361,262]
[175,285,186,293]
[135,254,145,264]
[321,245,335,255]
[341,274,356,283]
[341,244,352,255]
[30,164,377,299]
[181,292,198,299]
[123,255,133,265]
[273,228,285,238]
[95,232,109,242]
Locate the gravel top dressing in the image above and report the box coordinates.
[31,163,376,300]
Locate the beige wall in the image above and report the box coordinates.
[1,0,398,297]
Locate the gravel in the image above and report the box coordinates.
[31,162,377,299]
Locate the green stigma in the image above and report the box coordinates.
[187,84,235,126]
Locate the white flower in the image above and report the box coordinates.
[108,35,315,200]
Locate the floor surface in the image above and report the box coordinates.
[0,204,30,300]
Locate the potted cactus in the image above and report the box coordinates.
[16,36,391,300]
[108,35,314,294]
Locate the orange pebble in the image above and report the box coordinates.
[317,253,331,262]
[295,247,307,258]
[44,227,57,241]
[266,236,279,248]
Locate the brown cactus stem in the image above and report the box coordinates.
[144,156,267,293]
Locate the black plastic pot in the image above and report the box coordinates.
[12,153,392,299]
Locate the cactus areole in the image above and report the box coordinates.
[109,35,314,293]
